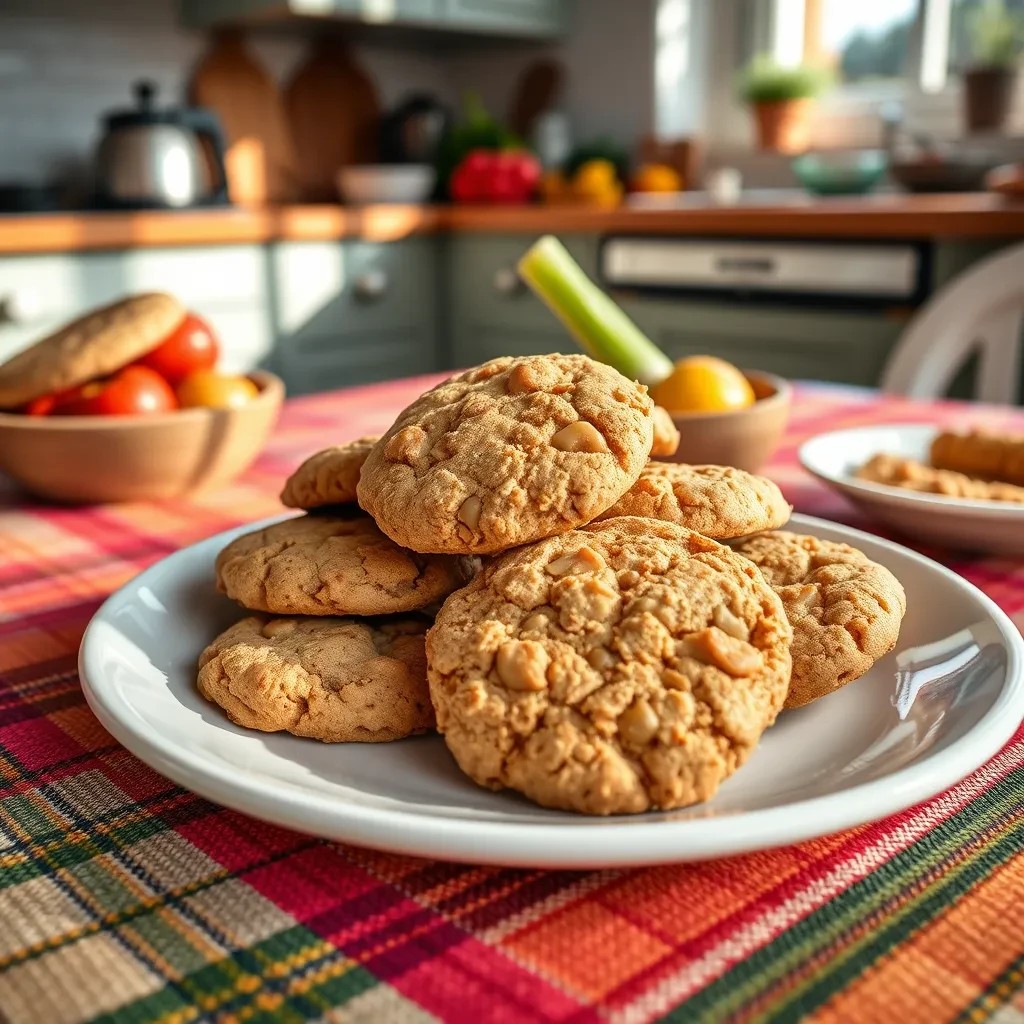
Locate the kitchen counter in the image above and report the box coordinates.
[1,193,1022,254]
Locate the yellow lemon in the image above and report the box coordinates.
[651,356,756,413]
[573,159,618,190]
[632,162,683,193]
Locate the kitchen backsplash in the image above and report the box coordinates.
[0,0,457,190]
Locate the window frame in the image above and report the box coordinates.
[762,0,964,144]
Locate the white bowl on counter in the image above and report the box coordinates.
[337,164,436,205]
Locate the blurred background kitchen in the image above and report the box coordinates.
[3,0,1024,401]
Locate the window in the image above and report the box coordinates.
[768,0,1023,99]
[807,0,918,88]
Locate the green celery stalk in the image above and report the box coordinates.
[517,235,674,386]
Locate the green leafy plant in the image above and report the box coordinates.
[969,6,1024,67]
[738,56,826,104]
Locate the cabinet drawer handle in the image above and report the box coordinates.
[493,267,524,296]
[354,269,388,301]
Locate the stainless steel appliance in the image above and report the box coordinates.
[600,236,929,307]
[94,81,229,209]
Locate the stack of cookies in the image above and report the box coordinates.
[199,353,906,815]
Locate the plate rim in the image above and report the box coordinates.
[79,512,1024,868]
[799,423,1024,518]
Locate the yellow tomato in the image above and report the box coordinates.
[177,370,259,410]
[651,356,756,413]
[632,163,683,193]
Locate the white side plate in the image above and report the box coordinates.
[79,513,1024,869]
[800,424,1024,554]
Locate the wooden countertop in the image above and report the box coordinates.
[1,193,1021,254]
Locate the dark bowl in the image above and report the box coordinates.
[890,158,997,193]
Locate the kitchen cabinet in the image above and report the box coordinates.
[446,234,598,367]
[271,239,441,393]
[618,298,905,387]
[180,0,566,38]
[0,246,273,374]
[445,234,905,384]
[439,0,566,35]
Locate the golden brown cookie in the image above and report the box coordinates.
[857,453,1024,503]
[734,531,906,709]
[427,516,792,815]
[651,406,681,457]
[596,463,791,540]
[357,354,655,555]
[280,437,379,510]
[216,513,475,616]
[931,429,1024,487]
[0,293,185,408]
[198,615,434,742]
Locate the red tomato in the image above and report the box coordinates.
[137,312,219,385]
[22,383,91,416]
[54,366,178,416]
[24,393,60,415]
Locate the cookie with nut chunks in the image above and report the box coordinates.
[426,516,792,815]
[357,355,655,555]
[216,513,475,616]
[280,437,379,510]
[198,615,433,741]
[734,531,905,708]
[597,463,790,540]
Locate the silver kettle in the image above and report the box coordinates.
[94,81,229,208]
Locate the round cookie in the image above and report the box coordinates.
[0,293,185,408]
[280,436,379,510]
[426,516,792,815]
[216,513,475,616]
[198,615,433,742]
[651,406,681,457]
[733,531,906,709]
[596,463,791,540]
[357,354,655,555]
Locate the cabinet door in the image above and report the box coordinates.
[440,0,565,35]
[0,246,269,367]
[278,328,438,395]
[446,234,597,368]
[272,239,441,394]
[620,297,906,387]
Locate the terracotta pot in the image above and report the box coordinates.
[751,99,814,153]
[964,66,1017,134]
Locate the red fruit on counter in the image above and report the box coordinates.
[450,148,542,204]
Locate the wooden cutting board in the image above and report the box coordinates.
[508,59,564,140]
[190,31,299,206]
[285,40,381,203]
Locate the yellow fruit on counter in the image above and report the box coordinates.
[651,356,756,413]
[632,162,683,193]
[571,159,623,207]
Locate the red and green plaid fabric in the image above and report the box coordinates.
[1,378,1022,1024]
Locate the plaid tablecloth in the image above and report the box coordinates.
[1,378,1022,1024]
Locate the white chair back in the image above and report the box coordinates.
[881,242,1024,405]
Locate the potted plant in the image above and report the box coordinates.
[963,7,1023,133]
[739,57,825,153]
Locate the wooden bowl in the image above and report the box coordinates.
[0,371,284,503]
[657,371,792,472]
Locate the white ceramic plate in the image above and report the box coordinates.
[800,424,1024,555]
[79,513,1024,869]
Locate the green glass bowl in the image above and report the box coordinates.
[792,150,888,196]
